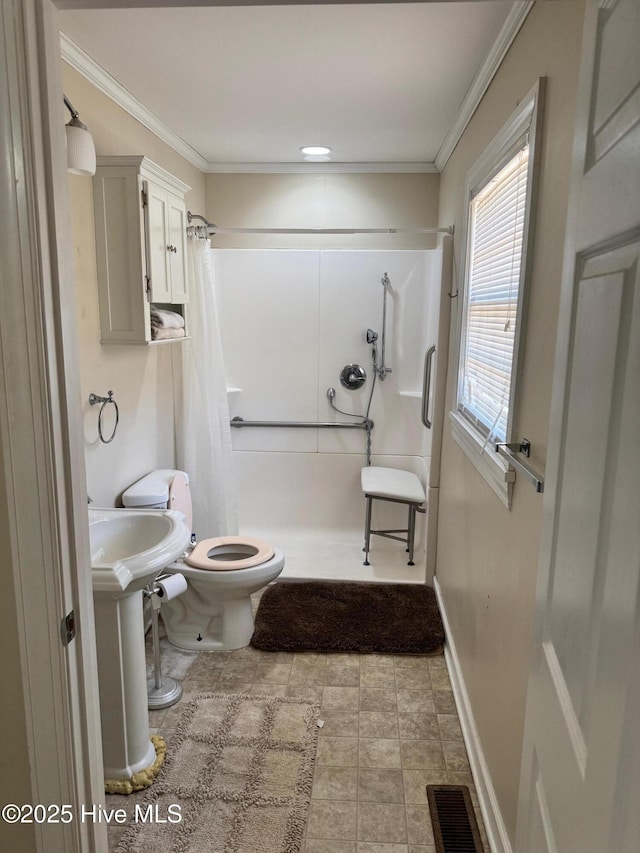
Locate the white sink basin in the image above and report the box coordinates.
[89,507,190,595]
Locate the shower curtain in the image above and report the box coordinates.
[177,237,238,537]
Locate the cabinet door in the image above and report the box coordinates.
[145,181,172,303]
[167,193,188,304]
[93,168,148,343]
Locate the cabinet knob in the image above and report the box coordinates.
[167,244,177,253]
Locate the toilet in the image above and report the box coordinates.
[122,469,284,651]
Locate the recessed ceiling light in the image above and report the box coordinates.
[300,145,332,157]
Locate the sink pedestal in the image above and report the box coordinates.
[88,507,190,783]
[94,590,156,779]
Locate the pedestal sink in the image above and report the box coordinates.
[89,507,190,782]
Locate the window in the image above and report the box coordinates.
[450,80,544,507]
[459,143,529,441]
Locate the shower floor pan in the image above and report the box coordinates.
[242,526,426,584]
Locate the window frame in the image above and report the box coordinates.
[450,78,545,508]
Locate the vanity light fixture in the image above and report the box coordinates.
[64,95,96,176]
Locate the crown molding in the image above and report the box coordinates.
[60,31,209,172]
[205,161,438,174]
[434,1,534,172]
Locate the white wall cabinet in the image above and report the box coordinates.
[93,156,190,344]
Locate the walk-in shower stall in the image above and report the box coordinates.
[213,244,451,584]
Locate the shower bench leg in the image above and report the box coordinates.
[363,495,373,566]
[362,496,424,566]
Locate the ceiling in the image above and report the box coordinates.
[59,2,517,170]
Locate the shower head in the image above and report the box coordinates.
[381,273,390,289]
[326,387,336,400]
[366,329,378,344]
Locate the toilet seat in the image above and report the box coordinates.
[185,535,275,571]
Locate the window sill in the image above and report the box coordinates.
[449,411,515,509]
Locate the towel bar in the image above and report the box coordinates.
[495,439,545,493]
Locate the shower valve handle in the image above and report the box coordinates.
[340,364,367,390]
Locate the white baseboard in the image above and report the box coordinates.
[433,576,513,853]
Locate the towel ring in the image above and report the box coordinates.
[89,390,120,444]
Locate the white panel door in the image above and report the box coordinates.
[516,1,640,851]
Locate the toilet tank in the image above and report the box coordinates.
[122,469,193,534]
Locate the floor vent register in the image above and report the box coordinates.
[427,785,484,853]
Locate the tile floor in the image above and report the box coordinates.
[106,593,488,852]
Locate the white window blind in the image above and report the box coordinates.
[458,142,530,442]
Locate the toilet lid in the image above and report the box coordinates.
[185,536,275,571]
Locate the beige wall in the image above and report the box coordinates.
[205,172,440,249]
[436,1,585,843]
[63,65,206,505]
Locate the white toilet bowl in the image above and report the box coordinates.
[122,470,284,650]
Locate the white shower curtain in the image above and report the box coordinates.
[177,237,238,538]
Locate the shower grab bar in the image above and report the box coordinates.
[421,346,436,429]
[231,416,370,430]
[495,439,545,493]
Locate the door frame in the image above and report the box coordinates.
[0,2,106,850]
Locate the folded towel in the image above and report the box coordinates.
[150,307,185,330]
[152,326,186,341]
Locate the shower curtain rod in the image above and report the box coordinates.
[187,211,453,236]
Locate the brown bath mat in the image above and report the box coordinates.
[251,581,445,654]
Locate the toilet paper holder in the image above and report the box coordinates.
[151,572,187,604]
[143,573,187,710]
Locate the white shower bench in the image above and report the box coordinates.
[361,466,426,566]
